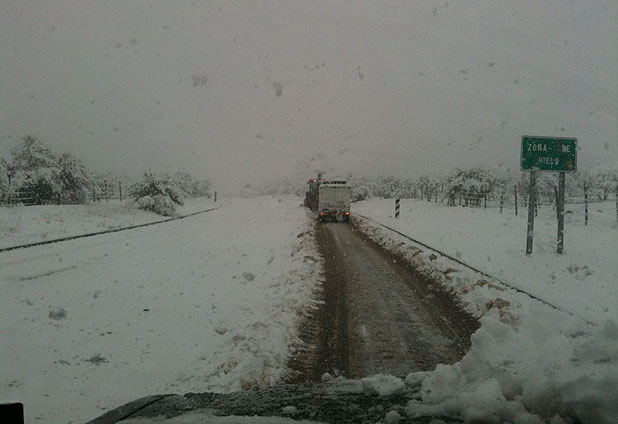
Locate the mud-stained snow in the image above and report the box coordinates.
[354,198,618,423]
[0,196,321,423]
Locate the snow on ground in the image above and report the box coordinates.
[0,196,321,423]
[353,198,618,423]
[355,198,618,324]
[0,197,218,250]
[2,195,617,423]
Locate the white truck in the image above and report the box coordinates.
[318,180,351,222]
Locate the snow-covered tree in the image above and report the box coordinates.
[8,135,96,204]
[347,175,372,202]
[415,175,442,201]
[171,171,210,198]
[10,167,63,205]
[443,168,499,206]
[589,167,618,200]
[58,152,93,203]
[9,136,63,204]
[11,135,58,171]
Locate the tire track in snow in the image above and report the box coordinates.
[354,212,595,325]
[293,222,478,380]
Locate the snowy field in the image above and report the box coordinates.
[353,198,618,423]
[0,197,218,250]
[0,196,321,423]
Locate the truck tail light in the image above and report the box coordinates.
[344,211,350,215]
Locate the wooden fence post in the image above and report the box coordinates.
[584,181,588,226]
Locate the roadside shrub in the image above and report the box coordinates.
[129,173,185,216]
[129,173,185,205]
[136,195,155,211]
[135,194,177,216]
[152,194,176,216]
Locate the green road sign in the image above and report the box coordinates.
[521,136,577,172]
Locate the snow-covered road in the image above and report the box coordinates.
[0,197,321,423]
[3,196,617,424]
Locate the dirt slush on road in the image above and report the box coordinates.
[91,217,479,424]
[291,220,479,382]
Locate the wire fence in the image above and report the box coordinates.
[377,183,618,225]
[1,181,127,206]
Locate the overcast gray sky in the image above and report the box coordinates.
[1,0,616,194]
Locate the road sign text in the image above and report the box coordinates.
[521,136,577,172]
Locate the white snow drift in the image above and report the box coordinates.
[0,196,321,423]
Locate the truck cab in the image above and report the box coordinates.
[318,180,351,222]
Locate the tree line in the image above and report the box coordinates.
[346,166,618,206]
[0,135,211,207]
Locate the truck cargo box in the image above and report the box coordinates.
[318,181,351,222]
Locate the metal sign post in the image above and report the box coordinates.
[526,171,536,255]
[557,172,565,254]
[520,136,577,255]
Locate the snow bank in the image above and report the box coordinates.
[406,313,618,423]
[361,374,405,397]
[353,198,618,423]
